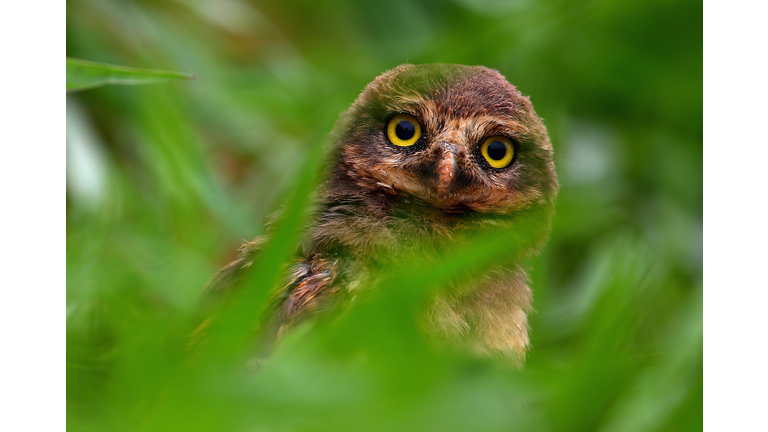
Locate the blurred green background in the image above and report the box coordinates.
[66,0,702,431]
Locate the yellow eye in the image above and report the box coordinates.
[386,114,422,147]
[480,136,515,169]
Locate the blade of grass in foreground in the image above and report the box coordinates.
[66,58,195,92]
[131,131,332,432]
[198,133,330,363]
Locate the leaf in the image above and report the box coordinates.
[66,58,195,92]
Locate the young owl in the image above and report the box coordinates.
[206,64,558,364]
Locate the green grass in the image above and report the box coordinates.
[66,58,194,92]
[66,0,702,431]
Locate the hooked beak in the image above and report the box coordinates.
[436,142,458,198]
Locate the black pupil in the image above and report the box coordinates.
[395,120,415,141]
[487,141,507,160]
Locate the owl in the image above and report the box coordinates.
[205,64,558,364]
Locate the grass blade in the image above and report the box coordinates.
[66,58,195,92]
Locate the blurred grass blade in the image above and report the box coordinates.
[66,58,195,92]
[600,287,703,432]
[200,133,331,361]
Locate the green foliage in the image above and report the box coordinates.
[67,58,194,92]
[66,0,702,431]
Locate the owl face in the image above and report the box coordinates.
[331,64,558,218]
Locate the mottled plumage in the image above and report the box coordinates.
[205,64,558,364]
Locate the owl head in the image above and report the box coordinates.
[320,64,558,257]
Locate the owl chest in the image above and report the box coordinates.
[312,203,471,262]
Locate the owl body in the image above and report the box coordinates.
[208,64,558,364]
